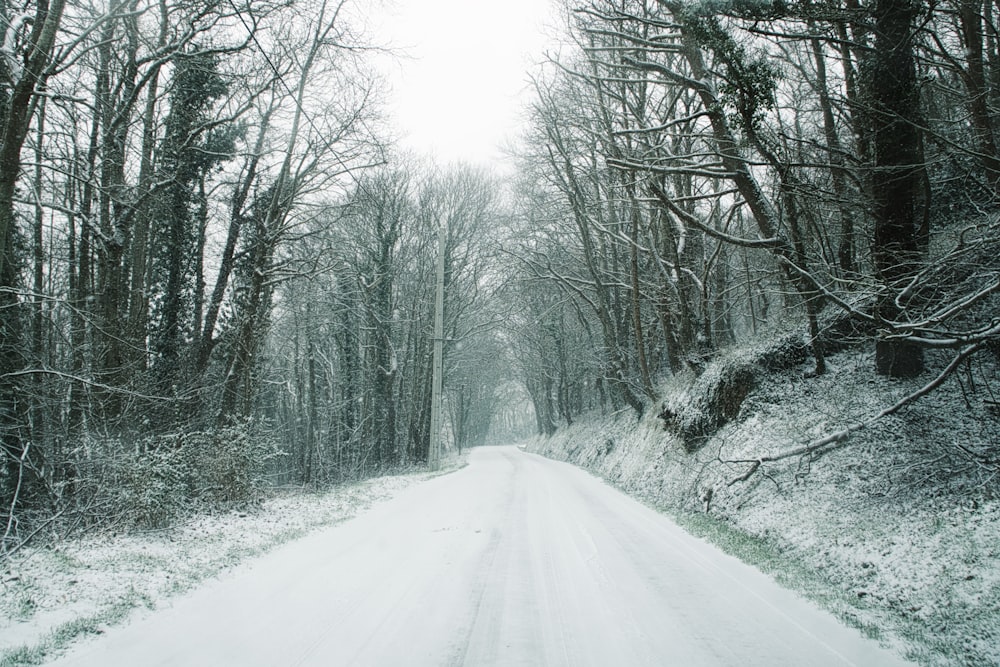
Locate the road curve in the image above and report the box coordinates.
[47,446,912,666]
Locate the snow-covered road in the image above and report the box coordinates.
[48,446,912,666]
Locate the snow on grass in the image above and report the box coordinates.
[524,344,1000,667]
[0,458,464,667]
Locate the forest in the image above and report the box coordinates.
[2,0,999,548]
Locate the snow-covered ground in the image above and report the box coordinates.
[525,345,1000,667]
[0,465,457,666]
[21,448,911,666]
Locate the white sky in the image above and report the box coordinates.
[371,0,559,168]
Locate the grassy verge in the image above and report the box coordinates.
[668,510,884,636]
[654,502,987,667]
[0,590,151,667]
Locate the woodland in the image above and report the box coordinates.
[1,0,999,550]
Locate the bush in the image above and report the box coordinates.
[115,443,191,529]
[112,423,282,529]
[186,424,282,506]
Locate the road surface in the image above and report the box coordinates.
[48,446,912,666]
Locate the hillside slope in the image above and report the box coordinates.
[524,340,999,667]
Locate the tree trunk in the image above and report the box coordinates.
[0,0,68,508]
[811,33,856,276]
[30,95,48,457]
[195,111,272,376]
[958,0,1000,189]
[870,0,926,378]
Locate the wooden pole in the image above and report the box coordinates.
[428,219,446,471]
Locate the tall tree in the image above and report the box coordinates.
[0,0,68,507]
[148,51,229,402]
[869,0,927,377]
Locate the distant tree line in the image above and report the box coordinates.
[264,164,507,483]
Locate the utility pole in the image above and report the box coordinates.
[428,219,446,471]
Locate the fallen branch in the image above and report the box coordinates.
[726,460,759,486]
[726,342,986,485]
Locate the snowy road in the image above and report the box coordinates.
[48,446,912,666]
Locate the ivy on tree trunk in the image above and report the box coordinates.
[869,0,926,378]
